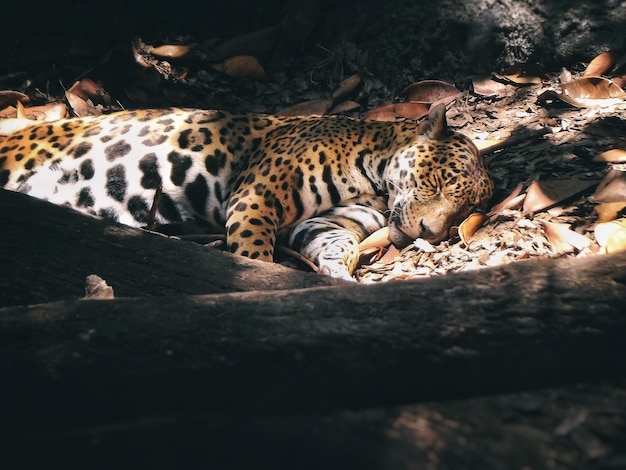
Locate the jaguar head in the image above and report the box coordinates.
[384,104,493,248]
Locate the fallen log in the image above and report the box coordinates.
[2,249,625,438]
[8,380,626,469]
[0,189,344,307]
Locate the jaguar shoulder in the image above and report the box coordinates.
[0,104,493,279]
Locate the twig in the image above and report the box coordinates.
[147,183,163,231]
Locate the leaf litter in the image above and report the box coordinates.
[2,34,626,282]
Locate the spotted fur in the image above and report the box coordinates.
[0,104,493,279]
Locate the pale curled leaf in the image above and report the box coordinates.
[144,43,195,59]
[458,213,487,245]
[83,274,115,299]
[541,221,591,254]
[359,226,390,251]
[595,219,626,249]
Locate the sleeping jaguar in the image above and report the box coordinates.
[0,103,493,280]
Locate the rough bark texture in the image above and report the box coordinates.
[0,189,344,308]
[2,187,626,467]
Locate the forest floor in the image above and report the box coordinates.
[3,0,625,282]
[2,2,626,468]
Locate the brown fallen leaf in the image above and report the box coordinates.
[277,99,331,116]
[594,201,626,222]
[211,55,267,80]
[592,169,626,203]
[359,226,391,251]
[0,90,30,109]
[541,221,591,254]
[471,77,514,97]
[328,100,360,115]
[593,149,626,163]
[364,102,429,121]
[583,49,623,77]
[538,77,626,108]
[331,74,362,102]
[523,179,599,214]
[66,79,110,117]
[377,244,401,264]
[488,183,525,215]
[494,63,545,85]
[458,213,487,245]
[399,80,462,104]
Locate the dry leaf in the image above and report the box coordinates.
[328,100,360,114]
[458,213,487,244]
[541,221,591,254]
[83,274,115,300]
[488,183,525,215]
[413,238,436,252]
[0,90,30,109]
[277,99,331,116]
[364,102,429,121]
[331,74,362,102]
[538,77,626,107]
[212,55,267,80]
[523,179,599,213]
[378,244,401,263]
[494,63,544,85]
[595,218,626,248]
[605,226,626,253]
[66,79,110,117]
[144,43,195,59]
[593,149,626,163]
[359,226,391,251]
[471,77,514,97]
[592,169,626,203]
[399,80,462,104]
[594,202,626,222]
[613,74,626,89]
[583,49,623,77]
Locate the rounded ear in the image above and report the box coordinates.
[416,103,449,140]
